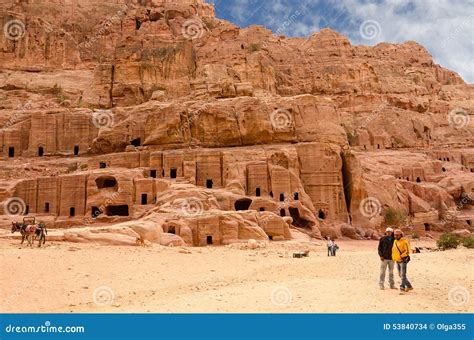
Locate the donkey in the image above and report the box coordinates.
[11,222,47,247]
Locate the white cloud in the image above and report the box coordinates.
[337,0,474,83]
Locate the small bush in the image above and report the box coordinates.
[249,43,261,52]
[347,131,357,146]
[437,233,461,250]
[462,235,474,249]
[384,207,407,226]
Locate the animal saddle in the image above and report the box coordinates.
[25,224,38,234]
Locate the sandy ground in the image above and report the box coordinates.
[0,238,472,313]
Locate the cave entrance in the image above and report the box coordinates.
[8,147,14,158]
[279,193,285,202]
[293,192,299,200]
[74,145,79,156]
[424,223,430,231]
[168,226,176,234]
[99,162,107,169]
[44,202,49,213]
[206,179,213,189]
[256,187,261,197]
[106,205,129,216]
[38,146,44,157]
[150,169,157,178]
[141,193,148,205]
[131,138,141,147]
[289,207,312,228]
[170,168,177,179]
[69,207,75,217]
[206,236,213,245]
[234,198,252,211]
[416,177,422,183]
[280,209,286,217]
[95,176,118,190]
[318,210,326,220]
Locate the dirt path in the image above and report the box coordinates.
[0,239,472,313]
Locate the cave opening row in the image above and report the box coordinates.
[7,146,80,158]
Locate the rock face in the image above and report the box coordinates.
[0,0,473,244]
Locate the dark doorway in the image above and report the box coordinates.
[280,209,286,217]
[318,210,326,220]
[206,179,213,189]
[442,167,446,172]
[92,206,101,218]
[416,177,422,183]
[206,236,213,245]
[293,192,299,200]
[8,147,14,158]
[256,187,261,197]
[170,168,177,179]
[74,145,79,155]
[467,220,472,226]
[289,207,312,228]
[269,235,273,240]
[259,207,265,212]
[99,162,107,169]
[69,207,75,217]
[150,169,157,178]
[168,226,176,234]
[131,138,141,147]
[141,193,148,205]
[424,223,430,231]
[269,191,273,198]
[95,176,118,189]
[234,198,252,211]
[279,193,285,202]
[106,205,129,216]
[44,202,49,213]
[38,146,44,157]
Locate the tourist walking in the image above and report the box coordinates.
[392,229,413,293]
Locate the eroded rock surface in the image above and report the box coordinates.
[0,0,472,245]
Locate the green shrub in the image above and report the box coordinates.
[437,233,461,250]
[462,235,474,249]
[346,131,357,146]
[384,207,407,226]
[249,43,261,52]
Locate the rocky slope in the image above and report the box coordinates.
[0,0,473,246]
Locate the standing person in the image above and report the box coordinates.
[378,227,396,290]
[332,239,339,256]
[327,237,334,256]
[392,229,413,293]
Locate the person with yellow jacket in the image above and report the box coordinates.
[392,229,414,293]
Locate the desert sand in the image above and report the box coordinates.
[0,238,472,313]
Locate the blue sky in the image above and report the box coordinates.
[208,0,474,83]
